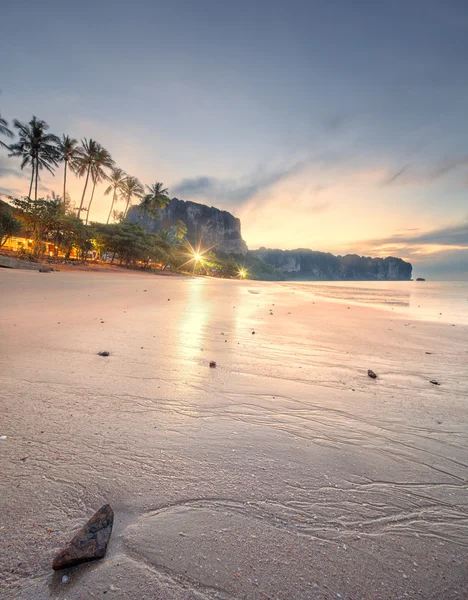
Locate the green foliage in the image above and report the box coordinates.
[0,205,22,247]
[221,251,284,280]
[8,116,60,199]
[139,182,170,219]
[121,176,144,218]
[9,196,61,255]
[93,222,173,267]
[174,220,188,240]
[0,112,14,149]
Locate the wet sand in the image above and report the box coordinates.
[1,270,467,599]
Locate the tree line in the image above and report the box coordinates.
[0,112,195,268]
[0,112,174,224]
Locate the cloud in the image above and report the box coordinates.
[0,156,23,178]
[172,162,307,205]
[371,222,468,248]
[344,221,468,279]
[383,156,468,186]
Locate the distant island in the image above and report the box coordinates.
[128,198,413,281]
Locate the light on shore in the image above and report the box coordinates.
[238,268,247,279]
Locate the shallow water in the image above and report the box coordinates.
[1,270,467,599]
[285,281,468,325]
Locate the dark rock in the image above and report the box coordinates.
[128,197,248,255]
[430,379,440,385]
[98,351,110,357]
[52,504,114,571]
[209,361,217,368]
[39,268,50,273]
[416,278,426,281]
[251,248,412,281]
[252,331,256,335]
[367,369,377,379]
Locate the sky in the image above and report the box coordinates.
[1,0,468,278]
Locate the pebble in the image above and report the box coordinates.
[98,351,110,357]
[367,369,377,379]
[430,379,440,385]
[61,575,69,584]
[0,436,7,441]
[209,361,217,368]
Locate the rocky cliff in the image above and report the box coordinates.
[251,248,412,281]
[127,198,248,255]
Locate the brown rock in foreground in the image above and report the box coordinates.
[52,504,114,570]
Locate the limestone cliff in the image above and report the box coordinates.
[127,198,248,255]
[250,248,412,281]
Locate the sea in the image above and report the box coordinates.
[284,281,468,326]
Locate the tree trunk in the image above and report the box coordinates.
[107,189,116,224]
[85,181,96,225]
[124,197,130,219]
[77,166,91,220]
[34,159,39,201]
[28,165,35,199]
[63,161,67,211]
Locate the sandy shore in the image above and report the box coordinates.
[1,269,467,599]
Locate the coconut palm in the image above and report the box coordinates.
[140,182,170,217]
[9,116,60,200]
[73,138,98,220]
[175,220,188,240]
[121,176,144,219]
[0,113,13,149]
[85,145,114,224]
[104,168,126,224]
[58,135,79,210]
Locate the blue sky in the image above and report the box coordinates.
[1,0,468,277]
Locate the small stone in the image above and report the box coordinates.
[367,369,377,379]
[61,575,69,584]
[98,351,110,357]
[430,379,440,385]
[252,331,255,335]
[209,361,217,368]
[52,504,114,570]
[0,436,7,441]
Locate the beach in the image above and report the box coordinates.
[1,269,467,599]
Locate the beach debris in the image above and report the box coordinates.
[61,575,69,584]
[0,436,7,441]
[98,351,110,357]
[430,379,440,385]
[252,331,256,335]
[52,504,114,571]
[425,352,432,355]
[367,369,377,379]
[209,361,217,368]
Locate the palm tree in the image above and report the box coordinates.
[104,168,126,224]
[9,116,60,200]
[73,138,98,220]
[175,220,188,240]
[121,176,144,219]
[0,113,13,149]
[85,145,114,224]
[140,182,170,217]
[58,135,79,211]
